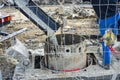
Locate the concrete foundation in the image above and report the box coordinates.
[44,34,87,70]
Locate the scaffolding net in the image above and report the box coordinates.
[0,0,120,80]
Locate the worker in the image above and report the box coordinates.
[83,0,120,69]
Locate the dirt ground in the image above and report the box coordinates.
[0,8,47,79]
[0,7,47,49]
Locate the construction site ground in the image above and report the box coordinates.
[0,7,120,80]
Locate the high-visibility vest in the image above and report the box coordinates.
[103,29,117,46]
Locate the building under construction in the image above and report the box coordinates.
[0,0,120,80]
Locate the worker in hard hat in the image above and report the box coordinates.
[83,0,120,69]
